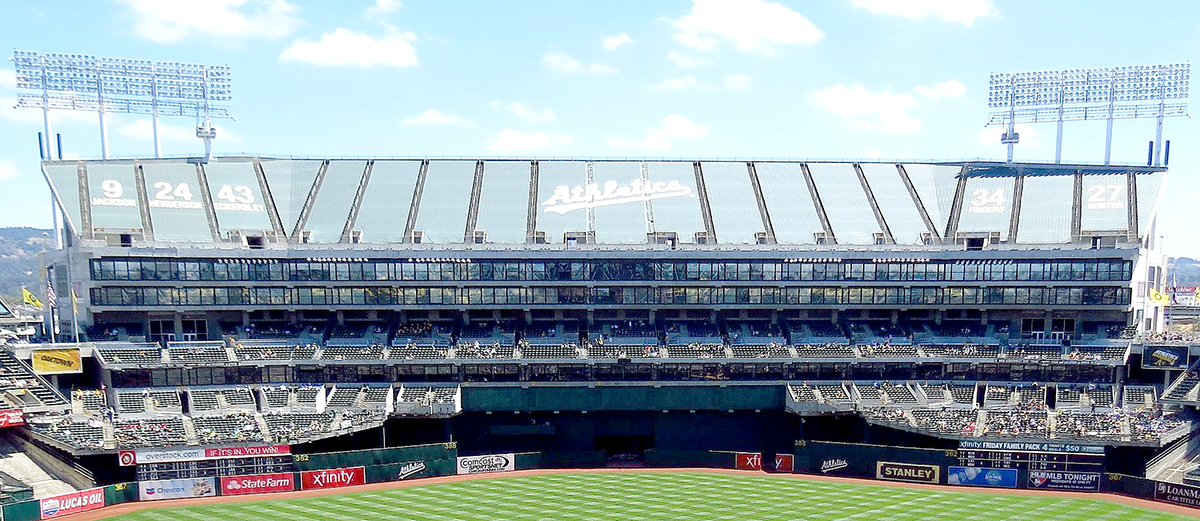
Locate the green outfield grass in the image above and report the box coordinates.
[110,472,1196,521]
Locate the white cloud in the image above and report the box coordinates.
[602,33,633,50]
[976,123,1038,147]
[650,76,698,90]
[914,79,966,99]
[365,0,401,16]
[492,102,555,123]
[0,70,14,89]
[813,83,921,134]
[543,52,617,74]
[607,114,709,151]
[849,0,995,25]
[667,0,823,56]
[117,119,243,144]
[401,109,473,126]
[667,52,709,68]
[116,0,301,43]
[281,28,418,67]
[723,73,752,90]
[489,129,575,152]
[0,159,18,181]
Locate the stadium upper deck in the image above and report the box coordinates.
[43,157,1163,248]
[40,157,1169,339]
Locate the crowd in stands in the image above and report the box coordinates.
[192,411,263,444]
[981,401,1049,438]
[457,341,512,359]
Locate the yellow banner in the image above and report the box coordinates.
[31,349,82,374]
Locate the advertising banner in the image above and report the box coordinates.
[40,488,105,519]
[947,466,1018,488]
[219,472,294,495]
[1143,346,1189,369]
[1028,471,1100,492]
[139,478,217,501]
[121,444,291,466]
[736,452,762,471]
[957,441,1105,454]
[300,467,365,490]
[876,462,940,484]
[31,349,82,375]
[817,458,850,475]
[775,454,793,473]
[456,454,515,475]
[1154,482,1200,508]
[0,410,24,428]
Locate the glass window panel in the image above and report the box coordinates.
[1079,174,1128,232]
[1135,172,1165,237]
[304,161,366,243]
[701,162,761,244]
[260,160,322,235]
[860,164,928,244]
[1017,175,1074,243]
[535,161,588,243]
[806,163,881,244]
[958,176,1015,240]
[202,160,271,236]
[754,162,823,244]
[591,161,648,244]
[45,163,82,234]
[476,161,531,243]
[142,162,212,241]
[356,160,421,243]
[902,164,960,235]
[646,162,705,242]
[85,163,142,230]
[414,160,476,243]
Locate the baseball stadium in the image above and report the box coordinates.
[1,46,1200,521]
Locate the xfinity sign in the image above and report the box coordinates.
[541,180,693,215]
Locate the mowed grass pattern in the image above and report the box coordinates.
[110,472,1197,521]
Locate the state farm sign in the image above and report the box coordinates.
[220,472,294,495]
[301,467,365,490]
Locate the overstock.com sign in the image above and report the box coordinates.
[457,454,515,475]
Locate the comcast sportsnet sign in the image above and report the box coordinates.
[220,473,294,495]
[457,454,515,475]
[40,488,105,519]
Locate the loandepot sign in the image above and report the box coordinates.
[541,180,693,215]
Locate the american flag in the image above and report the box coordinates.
[45,278,57,308]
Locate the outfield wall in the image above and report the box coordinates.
[1,444,1198,521]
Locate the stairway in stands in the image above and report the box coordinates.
[0,437,75,499]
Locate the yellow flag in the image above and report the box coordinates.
[1149,288,1170,306]
[21,287,44,309]
[71,288,78,315]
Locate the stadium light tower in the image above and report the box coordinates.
[986,63,1189,165]
[10,50,234,162]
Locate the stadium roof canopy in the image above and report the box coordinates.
[43,157,1166,249]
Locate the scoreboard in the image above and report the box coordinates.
[136,455,294,481]
[957,441,1104,472]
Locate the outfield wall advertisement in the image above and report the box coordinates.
[457,454,515,475]
[138,478,217,501]
[877,462,940,484]
[301,467,365,490]
[735,453,762,471]
[1028,471,1100,492]
[1154,482,1200,508]
[774,454,793,473]
[947,466,1018,488]
[220,473,294,495]
[39,488,105,519]
[0,410,24,428]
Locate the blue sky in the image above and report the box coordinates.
[1,0,1199,257]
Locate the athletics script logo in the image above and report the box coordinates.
[541,179,693,215]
